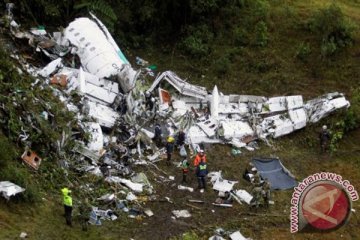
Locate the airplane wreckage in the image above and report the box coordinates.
[4,10,350,162]
[1,7,350,206]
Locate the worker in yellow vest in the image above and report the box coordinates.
[61,187,73,226]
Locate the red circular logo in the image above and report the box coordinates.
[301,182,351,230]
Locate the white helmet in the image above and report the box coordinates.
[322,125,327,130]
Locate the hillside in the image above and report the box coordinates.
[0,1,360,240]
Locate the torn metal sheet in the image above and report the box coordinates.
[286,95,303,109]
[73,144,101,163]
[229,231,248,240]
[288,108,307,130]
[30,27,47,36]
[187,125,222,144]
[212,203,233,208]
[97,193,115,202]
[259,115,294,138]
[82,122,104,152]
[212,178,238,192]
[305,92,350,123]
[89,210,102,225]
[218,121,254,140]
[103,157,131,176]
[78,67,86,94]
[88,166,103,177]
[149,71,208,99]
[172,210,191,218]
[126,192,137,201]
[93,207,117,221]
[131,173,153,194]
[87,101,120,128]
[264,96,287,112]
[59,67,120,104]
[171,101,189,119]
[144,209,154,217]
[178,185,194,192]
[230,139,246,148]
[196,118,218,138]
[38,58,62,77]
[147,148,166,162]
[209,236,226,240]
[105,176,143,193]
[0,181,25,200]
[233,190,253,205]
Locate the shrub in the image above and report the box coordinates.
[0,134,16,169]
[344,87,360,131]
[308,3,357,56]
[214,56,231,75]
[181,231,199,240]
[329,87,360,153]
[234,27,249,46]
[181,25,214,57]
[248,0,270,21]
[320,37,337,56]
[255,21,269,47]
[296,42,311,61]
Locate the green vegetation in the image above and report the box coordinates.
[307,3,357,56]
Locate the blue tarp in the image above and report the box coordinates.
[252,158,297,190]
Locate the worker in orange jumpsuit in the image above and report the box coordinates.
[193,149,207,167]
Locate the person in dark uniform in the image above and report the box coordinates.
[153,123,162,147]
[319,125,331,153]
[166,136,175,165]
[196,159,208,193]
[176,129,186,147]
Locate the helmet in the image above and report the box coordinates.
[199,149,204,154]
[322,125,327,130]
[167,136,175,143]
[61,187,71,195]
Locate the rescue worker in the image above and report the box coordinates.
[176,129,186,147]
[243,162,256,182]
[196,158,208,193]
[79,198,92,231]
[262,179,271,207]
[61,187,73,226]
[153,123,162,147]
[319,125,331,153]
[181,158,190,184]
[251,185,262,208]
[193,149,207,167]
[251,170,262,187]
[166,136,175,166]
[145,91,155,111]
